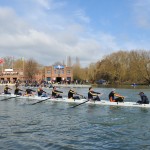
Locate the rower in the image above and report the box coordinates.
[24,88,36,96]
[37,86,47,97]
[52,86,63,98]
[4,85,12,94]
[109,89,124,102]
[68,88,80,99]
[14,85,24,95]
[137,92,149,104]
[88,87,101,101]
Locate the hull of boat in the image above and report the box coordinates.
[0,94,150,108]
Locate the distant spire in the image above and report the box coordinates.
[75,56,80,66]
[67,56,72,67]
[62,60,65,65]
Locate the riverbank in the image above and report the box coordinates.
[92,84,150,89]
[53,84,91,88]
[0,84,15,86]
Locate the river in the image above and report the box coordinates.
[0,86,150,150]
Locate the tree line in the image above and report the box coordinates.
[1,50,150,85]
[73,50,150,85]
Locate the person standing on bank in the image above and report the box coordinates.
[52,86,63,98]
[137,92,149,104]
[88,87,101,101]
[109,89,124,102]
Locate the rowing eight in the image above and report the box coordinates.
[0,94,150,108]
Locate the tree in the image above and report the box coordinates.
[132,50,150,84]
[88,63,97,83]
[24,58,39,80]
[13,58,24,69]
[72,63,81,80]
[3,56,14,69]
[92,50,150,85]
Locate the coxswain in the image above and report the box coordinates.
[37,86,47,97]
[14,85,24,95]
[4,85,12,94]
[137,92,149,104]
[68,88,80,99]
[109,89,124,102]
[88,87,101,101]
[52,86,63,98]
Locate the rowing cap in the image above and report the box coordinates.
[112,89,116,92]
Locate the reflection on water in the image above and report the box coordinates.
[0,86,150,150]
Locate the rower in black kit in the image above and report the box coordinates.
[52,86,63,98]
[24,88,36,96]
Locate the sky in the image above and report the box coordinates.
[0,0,150,67]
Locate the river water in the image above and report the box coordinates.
[0,86,150,150]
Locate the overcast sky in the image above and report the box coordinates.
[0,0,150,67]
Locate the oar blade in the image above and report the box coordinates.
[31,97,51,105]
[1,95,22,101]
[71,99,89,108]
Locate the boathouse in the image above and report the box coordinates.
[45,64,73,83]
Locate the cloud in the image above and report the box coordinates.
[74,9,90,23]
[35,0,51,10]
[133,0,150,28]
[0,1,121,67]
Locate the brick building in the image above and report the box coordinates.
[0,68,24,83]
[45,64,73,83]
[0,64,73,83]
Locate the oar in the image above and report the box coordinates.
[31,97,51,105]
[1,95,22,101]
[76,93,85,98]
[71,93,103,108]
[71,99,89,108]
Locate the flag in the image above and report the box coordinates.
[0,58,4,64]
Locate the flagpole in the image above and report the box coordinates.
[22,57,24,76]
[0,58,4,72]
[12,56,14,69]
[2,63,3,72]
[23,59,24,76]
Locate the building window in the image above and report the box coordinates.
[62,70,64,74]
[47,70,51,74]
[54,70,57,74]
[67,70,71,74]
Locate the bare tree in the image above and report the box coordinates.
[92,50,150,85]
[88,63,97,83]
[24,58,38,80]
[13,58,24,69]
[132,50,150,84]
[3,56,14,69]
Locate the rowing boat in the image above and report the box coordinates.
[0,94,47,100]
[0,94,150,108]
[49,98,150,108]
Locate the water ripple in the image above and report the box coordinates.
[0,87,150,149]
